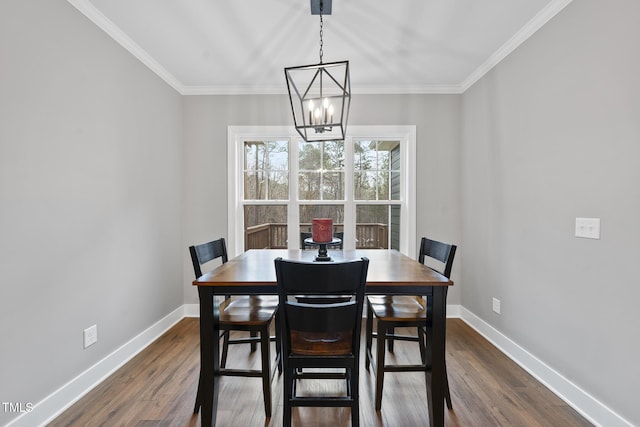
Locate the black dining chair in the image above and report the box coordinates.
[189,238,278,418]
[365,237,457,411]
[274,257,369,427]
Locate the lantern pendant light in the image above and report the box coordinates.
[285,0,350,142]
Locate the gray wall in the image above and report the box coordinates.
[182,94,462,305]
[3,0,637,425]
[461,0,640,424]
[0,1,183,424]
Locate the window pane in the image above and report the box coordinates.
[377,148,390,169]
[378,171,389,200]
[268,172,289,200]
[323,141,344,170]
[244,205,288,249]
[244,140,288,201]
[244,141,265,171]
[356,205,400,250]
[390,171,400,200]
[299,140,344,201]
[354,171,376,200]
[244,171,265,200]
[354,140,376,170]
[299,141,321,170]
[322,172,344,200]
[267,141,288,170]
[299,172,321,200]
[354,140,401,202]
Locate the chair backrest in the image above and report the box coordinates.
[300,231,344,249]
[189,238,228,279]
[418,237,457,279]
[274,257,369,356]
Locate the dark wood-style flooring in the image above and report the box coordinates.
[49,318,592,426]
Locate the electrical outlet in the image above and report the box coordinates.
[492,298,501,314]
[84,324,98,348]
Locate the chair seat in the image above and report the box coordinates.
[219,296,278,324]
[368,295,426,321]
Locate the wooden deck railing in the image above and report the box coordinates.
[245,223,388,250]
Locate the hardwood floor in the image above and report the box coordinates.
[49,318,592,426]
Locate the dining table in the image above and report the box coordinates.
[193,248,453,427]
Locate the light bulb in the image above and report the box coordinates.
[307,100,314,124]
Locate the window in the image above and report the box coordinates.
[228,126,416,258]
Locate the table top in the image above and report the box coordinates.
[193,249,453,289]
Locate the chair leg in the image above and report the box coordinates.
[193,370,201,413]
[352,399,359,426]
[417,326,426,365]
[250,330,257,352]
[351,366,360,426]
[275,312,283,375]
[260,325,272,418]
[220,330,230,368]
[444,362,453,410]
[365,302,374,371]
[387,326,395,352]
[374,324,387,410]
[283,368,293,427]
[425,326,453,410]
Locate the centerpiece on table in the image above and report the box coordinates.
[309,218,339,261]
[312,218,333,243]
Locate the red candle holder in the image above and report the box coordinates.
[312,218,333,243]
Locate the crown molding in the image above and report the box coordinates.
[180,85,287,96]
[460,0,574,92]
[180,83,466,96]
[67,0,185,94]
[69,0,573,97]
[350,84,465,95]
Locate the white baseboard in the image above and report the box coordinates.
[458,306,633,427]
[6,306,185,427]
[9,303,631,427]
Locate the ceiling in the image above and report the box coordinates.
[68,0,572,95]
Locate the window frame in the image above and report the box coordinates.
[227,125,416,258]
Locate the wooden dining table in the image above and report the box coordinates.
[193,249,453,427]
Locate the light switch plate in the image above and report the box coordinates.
[575,218,600,239]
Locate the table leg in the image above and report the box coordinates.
[429,286,447,427]
[198,287,220,426]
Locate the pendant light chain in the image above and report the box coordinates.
[319,2,324,63]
